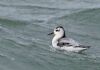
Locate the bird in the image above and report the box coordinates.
[48,26,90,53]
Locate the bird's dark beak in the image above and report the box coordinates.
[48,32,54,35]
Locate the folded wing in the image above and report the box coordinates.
[58,38,80,47]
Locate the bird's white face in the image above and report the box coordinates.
[54,26,64,36]
[48,26,65,38]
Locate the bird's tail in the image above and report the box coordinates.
[75,45,91,48]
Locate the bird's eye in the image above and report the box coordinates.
[56,30,59,32]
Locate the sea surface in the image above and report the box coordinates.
[0,0,100,70]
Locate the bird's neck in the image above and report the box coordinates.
[52,34,64,48]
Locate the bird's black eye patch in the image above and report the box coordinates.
[56,30,60,32]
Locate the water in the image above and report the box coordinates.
[0,0,100,70]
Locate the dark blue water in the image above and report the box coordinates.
[0,0,100,70]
